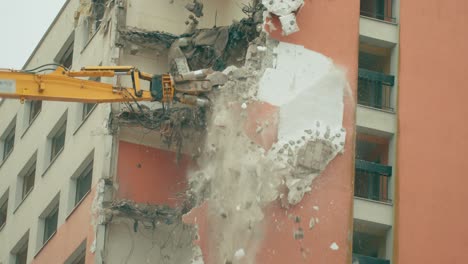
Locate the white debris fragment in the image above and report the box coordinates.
[262,0,304,35]
[234,248,246,259]
[90,239,97,253]
[241,102,248,109]
[330,242,339,251]
[257,46,267,52]
[191,246,205,264]
[309,217,316,229]
[279,13,300,35]
[313,206,319,211]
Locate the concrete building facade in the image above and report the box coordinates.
[0,0,467,264]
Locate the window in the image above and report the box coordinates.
[11,232,29,264]
[51,122,66,161]
[82,103,96,120]
[60,43,73,69]
[43,205,59,243]
[29,101,42,124]
[71,252,85,264]
[15,243,28,264]
[22,162,36,200]
[0,195,7,228]
[55,32,74,69]
[3,125,15,160]
[65,240,86,264]
[82,76,99,120]
[75,161,92,205]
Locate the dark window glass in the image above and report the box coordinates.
[22,163,36,200]
[0,198,7,228]
[82,103,96,120]
[43,206,59,243]
[3,127,15,160]
[15,243,28,264]
[51,122,66,161]
[76,162,93,205]
[29,101,42,123]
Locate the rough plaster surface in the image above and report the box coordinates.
[186,37,347,263]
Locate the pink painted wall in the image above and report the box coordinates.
[260,1,359,263]
[32,189,95,264]
[396,1,468,263]
[116,141,190,207]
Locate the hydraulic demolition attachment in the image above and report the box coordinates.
[0,64,227,107]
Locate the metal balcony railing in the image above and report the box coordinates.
[358,68,395,111]
[353,254,390,264]
[360,0,396,23]
[354,159,392,202]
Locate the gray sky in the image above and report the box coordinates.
[0,0,67,69]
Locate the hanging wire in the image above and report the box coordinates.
[22,63,68,73]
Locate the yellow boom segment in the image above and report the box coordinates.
[0,66,155,103]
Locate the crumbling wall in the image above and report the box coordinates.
[183,35,348,263]
[103,201,196,264]
[262,0,304,35]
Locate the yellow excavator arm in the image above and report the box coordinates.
[0,65,225,106]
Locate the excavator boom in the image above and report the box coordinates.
[0,65,224,106]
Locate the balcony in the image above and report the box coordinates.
[358,69,395,111]
[360,0,396,23]
[354,159,392,203]
[353,254,390,264]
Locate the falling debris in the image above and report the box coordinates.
[262,0,304,35]
[294,227,305,240]
[185,35,347,261]
[234,248,246,259]
[330,242,339,251]
[309,217,316,229]
[185,0,204,18]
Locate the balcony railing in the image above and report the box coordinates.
[353,254,390,264]
[358,68,395,111]
[354,159,392,202]
[360,0,396,23]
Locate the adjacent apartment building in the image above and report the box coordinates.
[1,0,467,264]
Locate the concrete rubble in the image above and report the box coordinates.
[262,0,304,35]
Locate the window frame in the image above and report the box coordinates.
[51,122,66,162]
[29,100,42,124]
[82,103,97,120]
[21,162,36,200]
[43,205,59,244]
[75,161,93,205]
[15,242,28,264]
[0,194,8,229]
[3,125,15,160]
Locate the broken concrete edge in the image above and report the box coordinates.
[262,0,304,35]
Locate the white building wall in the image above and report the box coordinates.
[0,0,117,262]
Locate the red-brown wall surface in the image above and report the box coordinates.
[397,1,468,263]
[116,141,190,207]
